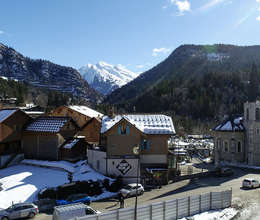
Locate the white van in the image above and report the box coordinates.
[53,203,100,220]
[242,178,260,189]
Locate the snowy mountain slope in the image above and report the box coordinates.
[79,61,139,95]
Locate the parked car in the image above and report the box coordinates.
[119,183,144,198]
[215,167,234,177]
[56,194,91,206]
[0,203,38,220]
[53,203,100,220]
[242,178,260,189]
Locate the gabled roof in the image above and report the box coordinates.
[214,115,245,132]
[101,114,175,135]
[25,117,71,133]
[81,117,101,130]
[68,105,103,118]
[0,109,17,123]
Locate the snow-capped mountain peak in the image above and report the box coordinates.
[79,62,139,95]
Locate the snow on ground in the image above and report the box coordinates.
[0,160,117,209]
[179,207,237,220]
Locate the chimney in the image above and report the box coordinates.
[108,106,115,118]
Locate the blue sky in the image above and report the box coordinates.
[0,0,260,73]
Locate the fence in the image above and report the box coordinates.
[80,189,232,220]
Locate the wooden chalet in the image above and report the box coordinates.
[0,109,31,156]
[22,116,80,160]
[51,105,103,144]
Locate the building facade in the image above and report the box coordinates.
[88,114,176,184]
[213,100,260,166]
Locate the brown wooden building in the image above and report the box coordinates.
[60,137,88,162]
[22,116,79,160]
[89,114,176,184]
[51,105,103,144]
[0,109,31,155]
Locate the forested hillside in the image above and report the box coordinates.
[105,44,260,132]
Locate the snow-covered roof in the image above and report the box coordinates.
[0,109,17,123]
[63,139,80,149]
[25,117,70,133]
[101,114,175,135]
[214,116,245,132]
[68,105,103,118]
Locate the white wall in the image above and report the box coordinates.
[87,150,107,175]
[107,158,139,184]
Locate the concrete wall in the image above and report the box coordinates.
[81,190,232,220]
[88,149,107,175]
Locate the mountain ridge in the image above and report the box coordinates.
[0,42,102,102]
[105,44,260,123]
[79,61,138,95]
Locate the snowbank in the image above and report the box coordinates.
[179,207,237,220]
[0,160,116,209]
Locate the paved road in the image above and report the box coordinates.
[35,167,260,219]
[91,167,260,212]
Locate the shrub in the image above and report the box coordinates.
[103,178,110,190]
[109,176,123,192]
[38,188,57,200]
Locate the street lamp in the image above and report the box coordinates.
[133,144,140,220]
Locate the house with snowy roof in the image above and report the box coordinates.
[88,114,176,184]
[22,116,82,161]
[51,105,103,144]
[213,100,260,166]
[0,109,31,167]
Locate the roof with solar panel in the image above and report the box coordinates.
[25,117,71,133]
[101,114,175,135]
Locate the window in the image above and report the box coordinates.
[223,141,229,152]
[118,125,130,135]
[256,108,260,121]
[247,108,249,120]
[217,139,221,150]
[237,141,242,153]
[257,128,260,135]
[141,139,150,150]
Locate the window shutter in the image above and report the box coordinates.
[118,126,121,135]
[126,125,130,135]
[141,139,144,150]
[147,140,150,149]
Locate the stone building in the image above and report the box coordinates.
[213,100,260,166]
